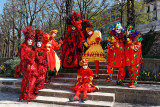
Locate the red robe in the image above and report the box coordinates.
[71,67,97,92]
[61,27,84,68]
[14,43,38,101]
[43,34,61,71]
[34,47,48,93]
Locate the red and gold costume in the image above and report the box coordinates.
[106,23,125,85]
[61,11,85,68]
[34,29,48,93]
[82,27,106,78]
[14,26,38,101]
[70,59,98,101]
[43,29,63,76]
[125,25,143,87]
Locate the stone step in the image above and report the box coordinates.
[59,73,118,79]
[88,65,108,69]
[0,85,20,93]
[50,78,117,85]
[32,96,113,107]
[61,69,119,74]
[38,89,115,102]
[88,62,108,65]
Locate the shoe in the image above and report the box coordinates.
[55,74,64,78]
[106,79,112,82]
[69,97,79,102]
[117,82,124,86]
[93,75,99,79]
[129,84,136,88]
[127,83,131,86]
[81,97,88,102]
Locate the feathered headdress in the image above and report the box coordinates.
[79,59,88,66]
[21,26,35,40]
[49,29,58,35]
[35,28,44,42]
[71,11,81,21]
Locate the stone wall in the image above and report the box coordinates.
[147,34,160,56]
[141,58,160,73]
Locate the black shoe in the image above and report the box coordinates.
[117,81,124,86]
[69,97,79,102]
[81,97,88,102]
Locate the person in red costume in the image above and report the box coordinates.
[106,23,126,86]
[14,26,38,102]
[61,11,85,68]
[125,25,143,88]
[69,59,98,102]
[34,28,48,94]
[43,29,63,77]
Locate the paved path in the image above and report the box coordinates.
[0,91,74,107]
[0,91,159,107]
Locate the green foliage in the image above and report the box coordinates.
[3,57,20,77]
[141,32,156,56]
[138,70,160,81]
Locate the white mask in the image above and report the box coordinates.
[115,29,122,34]
[27,39,33,46]
[37,42,42,47]
[88,31,93,35]
[127,30,131,35]
[83,66,88,69]
[72,26,76,30]
[52,33,56,37]
[115,23,123,34]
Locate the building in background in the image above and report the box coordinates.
[136,0,160,34]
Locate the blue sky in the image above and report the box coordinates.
[0,0,6,14]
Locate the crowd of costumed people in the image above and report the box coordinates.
[14,11,143,102]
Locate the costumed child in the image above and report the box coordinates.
[34,28,48,93]
[43,29,63,77]
[69,59,98,102]
[106,23,126,86]
[82,27,106,79]
[14,26,38,102]
[125,25,143,88]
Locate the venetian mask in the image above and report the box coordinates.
[88,31,93,35]
[71,26,76,30]
[83,65,88,69]
[115,23,123,34]
[27,39,33,46]
[37,42,42,47]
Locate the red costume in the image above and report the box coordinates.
[61,11,85,68]
[43,29,63,77]
[125,25,143,87]
[70,59,98,102]
[106,23,126,85]
[34,29,48,93]
[14,26,38,102]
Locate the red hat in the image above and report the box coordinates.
[49,29,58,35]
[86,27,94,33]
[22,26,35,40]
[35,28,44,42]
[79,59,88,66]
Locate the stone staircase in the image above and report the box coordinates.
[32,62,116,107]
[1,62,160,106]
